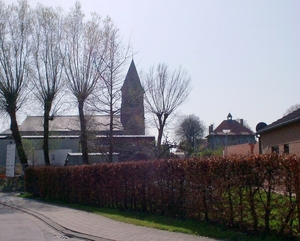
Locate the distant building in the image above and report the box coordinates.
[206,113,256,151]
[0,60,155,166]
[256,107,300,155]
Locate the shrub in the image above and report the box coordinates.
[25,154,300,237]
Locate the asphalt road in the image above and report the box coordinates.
[0,192,218,241]
[0,202,84,241]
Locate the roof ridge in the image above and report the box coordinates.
[258,108,300,133]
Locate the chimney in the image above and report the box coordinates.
[240,119,244,126]
[209,124,213,134]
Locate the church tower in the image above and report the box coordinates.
[121,60,145,135]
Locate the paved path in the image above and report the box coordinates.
[0,202,83,241]
[0,193,218,241]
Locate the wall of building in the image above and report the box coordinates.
[226,142,259,156]
[288,140,300,156]
[261,140,300,156]
[94,135,155,161]
[32,149,73,166]
[0,137,82,166]
[260,122,300,155]
[207,134,256,150]
[0,135,156,167]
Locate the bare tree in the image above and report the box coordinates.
[90,18,132,163]
[63,2,102,164]
[32,4,65,165]
[0,0,32,170]
[143,63,191,151]
[175,114,206,156]
[283,104,300,116]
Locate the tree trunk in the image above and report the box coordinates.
[43,101,51,166]
[157,127,163,149]
[108,108,114,163]
[249,188,258,233]
[78,99,89,164]
[9,110,28,172]
[156,113,168,158]
[264,186,272,234]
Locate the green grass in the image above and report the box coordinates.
[19,193,295,241]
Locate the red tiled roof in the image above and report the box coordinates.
[213,119,254,136]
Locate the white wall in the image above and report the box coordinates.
[31,149,72,166]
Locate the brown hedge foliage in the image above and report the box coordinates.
[25,154,300,236]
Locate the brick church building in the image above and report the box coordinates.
[0,60,155,166]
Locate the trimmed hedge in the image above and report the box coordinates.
[25,154,300,236]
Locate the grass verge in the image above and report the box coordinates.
[19,193,297,241]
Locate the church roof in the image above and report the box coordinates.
[1,115,123,134]
[121,60,144,92]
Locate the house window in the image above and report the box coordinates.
[284,144,289,154]
[271,146,279,154]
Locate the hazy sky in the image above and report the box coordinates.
[4,0,300,134]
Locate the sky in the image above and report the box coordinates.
[3,0,300,136]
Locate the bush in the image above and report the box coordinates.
[0,176,25,192]
[197,147,223,157]
[0,164,25,192]
[25,154,300,237]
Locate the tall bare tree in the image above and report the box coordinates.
[90,18,132,163]
[143,63,191,151]
[63,2,102,164]
[32,4,65,165]
[0,0,32,170]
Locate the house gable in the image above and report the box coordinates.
[257,108,300,155]
[257,108,300,134]
[207,113,256,150]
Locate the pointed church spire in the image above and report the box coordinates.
[120,60,145,135]
[121,60,143,92]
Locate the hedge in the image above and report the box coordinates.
[25,154,300,236]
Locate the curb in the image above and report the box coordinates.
[0,199,113,241]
